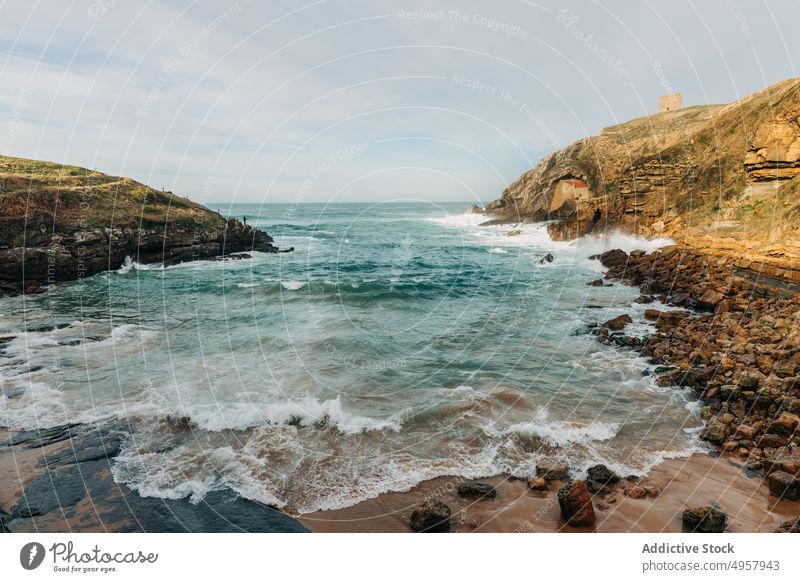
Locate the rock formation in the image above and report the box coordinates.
[0,155,281,294]
[476,77,800,272]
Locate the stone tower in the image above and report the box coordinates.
[658,93,683,113]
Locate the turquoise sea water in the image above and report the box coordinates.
[0,202,703,513]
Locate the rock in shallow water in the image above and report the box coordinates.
[591,249,628,269]
[537,460,570,481]
[602,314,633,331]
[456,482,496,500]
[409,500,451,533]
[682,507,727,533]
[587,464,620,484]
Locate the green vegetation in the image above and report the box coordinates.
[0,155,223,246]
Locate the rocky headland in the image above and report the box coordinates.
[0,155,283,295]
[375,78,800,533]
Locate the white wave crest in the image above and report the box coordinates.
[573,230,674,256]
[506,419,619,447]
[281,280,305,291]
[117,256,163,274]
[425,212,488,228]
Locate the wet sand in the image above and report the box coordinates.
[4,423,796,533]
[300,452,799,532]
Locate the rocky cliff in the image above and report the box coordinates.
[478,78,800,282]
[0,155,280,294]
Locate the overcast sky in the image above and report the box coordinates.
[1,0,798,204]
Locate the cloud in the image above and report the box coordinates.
[1,0,798,202]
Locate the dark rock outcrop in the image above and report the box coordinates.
[682,507,727,533]
[409,500,451,533]
[586,464,621,485]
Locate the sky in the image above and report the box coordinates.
[1,0,798,204]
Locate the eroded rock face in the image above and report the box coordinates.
[682,507,727,533]
[745,120,800,182]
[0,218,279,295]
[409,500,451,533]
[477,78,800,247]
[557,480,596,527]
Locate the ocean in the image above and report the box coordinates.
[0,202,703,514]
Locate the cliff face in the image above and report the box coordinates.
[479,78,800,278]
[0,156,279,294]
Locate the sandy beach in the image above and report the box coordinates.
[300,452,799,532]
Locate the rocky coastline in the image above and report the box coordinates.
[591,244,800,500]
[0,218,282,296]
[301,240,800,533]
[0,422,308,533]
[0,155,287,295]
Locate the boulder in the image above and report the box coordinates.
[644,309,689,323]
[603,314,633,331]
[536,460,570,481]
[694,289,725,311]
[456,482,496,500]
[527,477,548,492]
[761,455,800,476]
[539,253,554,264]
[769,412,799,436]
[768,471,800,501]
[557,481,596,527]
[719,385,741,400]
[587,279,604,287]
[739,376,760,390]
[625,485,647,499]
[506,229,522,237]
[700,417,727,445]
[409,500,451,532]
[586,464,621,484]
[592,249,628,269]
[733,424,757,440]
[756,434,788,449]
[682,507,727,533]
